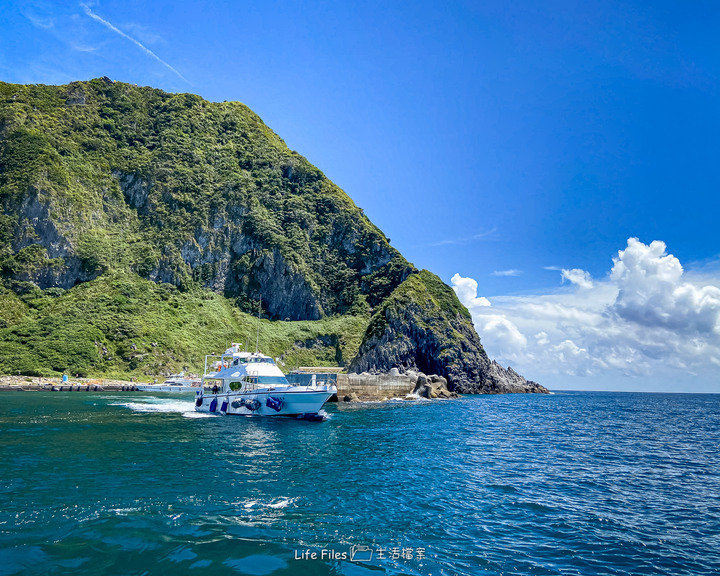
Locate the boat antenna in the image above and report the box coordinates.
[255,296,261,353]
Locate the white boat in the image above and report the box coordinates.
[136,372,202,392]
[194,344,336,419]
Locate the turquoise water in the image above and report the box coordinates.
[1,391,719,575]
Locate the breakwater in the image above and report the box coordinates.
[0,376,140,392]
[338,373,414,400]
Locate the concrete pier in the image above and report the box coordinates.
[337,373,414,400]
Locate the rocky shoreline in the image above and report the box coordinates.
[0,375,142,391]
[340,363,548,402]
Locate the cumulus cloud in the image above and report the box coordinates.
[610,238,720,334]
[450,273,491,308]
[481,314,528,352]
[452,238,720,391]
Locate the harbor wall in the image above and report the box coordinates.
[337,373,415,399]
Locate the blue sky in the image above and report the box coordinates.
[2,1,719,391]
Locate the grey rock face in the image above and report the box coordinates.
[8,189,99,289]
[65,82,87,106]
[243,247,322,320]
[115,171,151,210]
[350,273,549,395]
[107,171,398,320]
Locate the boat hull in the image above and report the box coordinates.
[194,387,334,417]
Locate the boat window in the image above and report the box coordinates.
[229,381,242,391]
[256,376,289,385]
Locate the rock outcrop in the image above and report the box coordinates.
[350,271,549,394]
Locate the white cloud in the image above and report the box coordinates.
[24,12,55,29]
[610,238,720,334]
[450,273,490,308]
[561,268,593,289]
[481,314,528,352]
[452,238,720,392]
[492,269,522,277]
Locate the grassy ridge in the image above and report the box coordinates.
[0,273,369,379]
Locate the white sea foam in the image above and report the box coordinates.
[267,498,293,509]
[109,398,215,418]
[241,497,295,510]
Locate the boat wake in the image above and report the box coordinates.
[108,396,216,418]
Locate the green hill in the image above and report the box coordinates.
[0,78,544,393]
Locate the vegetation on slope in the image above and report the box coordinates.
[0,273,368,378]
[0,78,409,377]
[0,78,412,320]
[0,78,539,391]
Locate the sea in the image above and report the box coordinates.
[1,391,718,576]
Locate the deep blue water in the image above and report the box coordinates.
[1,391,719,576]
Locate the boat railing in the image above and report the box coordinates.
[284,372,337,389]
[202,375,337,395]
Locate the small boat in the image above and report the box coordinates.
[136,372,202,393]
[195,344,336,419]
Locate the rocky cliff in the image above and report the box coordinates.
[349,271,547,393]
[0,78,411,319]
[0,78,545,392]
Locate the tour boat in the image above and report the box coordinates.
[135,372,202,392]
[194,344,336,419]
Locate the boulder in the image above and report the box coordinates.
[413,382,432,399]
[429,374,448,387]
[404,369,419,384]
[413,373,459,400]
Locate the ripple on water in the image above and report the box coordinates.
[1,391,719,575]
